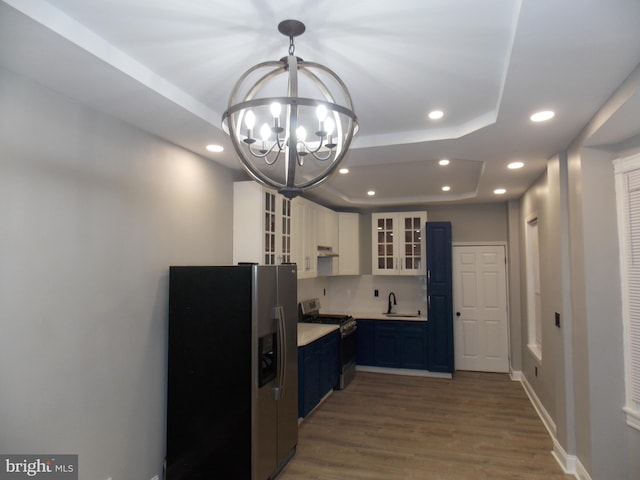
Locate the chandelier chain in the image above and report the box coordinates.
[288,36,295,56]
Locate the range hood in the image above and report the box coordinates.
[317,245,339,258]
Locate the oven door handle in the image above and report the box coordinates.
[341,323,357,337]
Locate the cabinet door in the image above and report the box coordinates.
[233,182,291,266]
[356,319,375,366]
[372,212,426,275]
[320,331,340,392]
[302,342,321,417]
[302,201,317,278]
[426,221,454,373]
[398,212,426,275]
[292,198,317,279]
[374,321,400,368]
[263,190,278,265]
[372,213,397,275]
[263,190,292,265]
[297,347,305,418]
[279,195,292,264]
[400,322,428,370]
[316,205,338,249]
[337,212,360,275]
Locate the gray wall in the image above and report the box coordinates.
[426,202,508,243]
[0,68,236,479]
[519,164,564,432]
[517,62,640,479]
[578,147,627,479]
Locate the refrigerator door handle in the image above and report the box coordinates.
[275,305,287,400]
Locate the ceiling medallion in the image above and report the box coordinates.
[222,20,358,199]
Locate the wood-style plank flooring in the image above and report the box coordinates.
[279,371,572,480]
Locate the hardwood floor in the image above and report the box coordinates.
[279,371,572,480]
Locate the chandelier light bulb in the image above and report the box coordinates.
[260,123,271,141]
[270,102,282,118]
[296,126,307,142]
[244,110,256,130]
[316,104,328,121]
[325,117,335,135]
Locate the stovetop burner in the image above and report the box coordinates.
[304,313,352,325]
[299,298,355,331]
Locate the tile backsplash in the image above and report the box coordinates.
[298,275,427,315]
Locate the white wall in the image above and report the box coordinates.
[0,68,236,479]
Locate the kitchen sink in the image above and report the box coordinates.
[383,313,420,317]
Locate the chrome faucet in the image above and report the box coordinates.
[387,292,397,314]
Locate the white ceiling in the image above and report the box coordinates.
[1,0,639,209]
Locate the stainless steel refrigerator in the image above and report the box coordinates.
[166,264,298,480]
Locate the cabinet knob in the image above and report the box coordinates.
[456,312,461,317]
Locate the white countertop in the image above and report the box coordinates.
[297,323,340,347]
[349,312,427,321]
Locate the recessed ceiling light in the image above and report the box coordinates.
[508,161,524,169]
[206,144,224,152]
[428,110,444,120]
[339,168,349,174]
[494,188,507,195]
[530,110,555,122]
[442,186,451,192]
[439,159,450,166]
[367,190,376,196]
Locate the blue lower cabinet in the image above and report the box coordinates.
[356,319,375,366]
[357,320,428,370]
[374,323,400,367]
[298,330,340,418]
[401,322,428,370]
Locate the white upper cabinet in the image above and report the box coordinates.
[292,197,317,279]
[371,211,427,275]
[233,182,358,278]
[233,181,292,266]
[316,205,338,250]
[337,212,360,275]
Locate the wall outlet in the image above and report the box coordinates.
[374,289,379,297]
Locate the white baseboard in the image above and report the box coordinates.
[356,365,452,379]
[519,372,557,436]
[574,458,591,480]
[512,370,591,480]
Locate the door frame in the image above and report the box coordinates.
[452,241,511,372]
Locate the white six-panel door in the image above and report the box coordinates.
[453,245,509,373]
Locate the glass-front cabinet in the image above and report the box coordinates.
[263,190,291,265]
[371,211,427,275]
[233,181,292,265]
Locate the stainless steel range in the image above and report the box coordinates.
[299,298,357,390]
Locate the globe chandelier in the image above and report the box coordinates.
[222,20,358,199]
